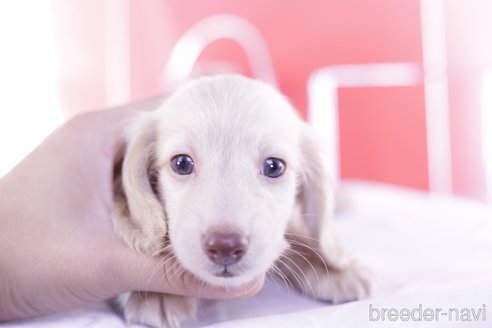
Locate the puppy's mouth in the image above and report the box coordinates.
[214,267,236,278]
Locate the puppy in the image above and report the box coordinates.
[112,75,373,328]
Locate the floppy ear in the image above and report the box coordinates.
[296,123,351,270]
[112,113,166,255]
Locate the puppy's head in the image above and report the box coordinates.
[114,75,333,287]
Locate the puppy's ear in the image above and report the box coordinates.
[296,124,351,269]
[113,113,166,255]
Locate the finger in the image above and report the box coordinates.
[59,95,166,160]
[115,247,265,299]
[106,96,167,158]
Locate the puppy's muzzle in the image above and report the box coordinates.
[202,231,249,267]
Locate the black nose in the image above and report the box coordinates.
[202,232,249,266]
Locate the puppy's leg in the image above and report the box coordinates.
[123,292,198,328]
[279,231,374,303]
[287,124,374,303]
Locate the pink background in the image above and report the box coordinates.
[54,0,492,200]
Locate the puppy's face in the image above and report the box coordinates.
[153,76,303,287]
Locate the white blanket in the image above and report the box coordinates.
[5,182,492,327]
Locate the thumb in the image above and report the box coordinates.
[116,248,265,299]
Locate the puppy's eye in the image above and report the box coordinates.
[262,158,285,178]
[171,155,194,175]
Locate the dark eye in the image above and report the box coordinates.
[171,155,194,175]
[262,158,285,178]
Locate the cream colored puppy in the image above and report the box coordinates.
[112,75,372,328]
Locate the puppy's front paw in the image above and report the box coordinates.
[278,247,374,304]
[123,292,198,328]
[314,260,374,303]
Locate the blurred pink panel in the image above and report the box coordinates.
[50,0,492,198]
[129,0,427,190]
[129,1,176,101]
[445,0,492,200]
[129,0,423,115]
[339,86,429,190]
[54,1,106,115]
[57,0,492,198]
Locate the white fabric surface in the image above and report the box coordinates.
[4,182,492,327]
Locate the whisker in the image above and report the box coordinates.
[265,271,282,293]
[285,238,330,279]
[279,254,316,298]
[293,213,324,219]
[119,228,165,232]
[134,251,162,299]
[268,264,293,293]
[142,252,176,300]
[165,260,187,282]
[284,232,321,243]
[285,247,321,298]
[275,256,309,296]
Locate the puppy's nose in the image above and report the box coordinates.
[202,232,249,266]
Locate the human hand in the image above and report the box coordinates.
[0,99,264,321]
